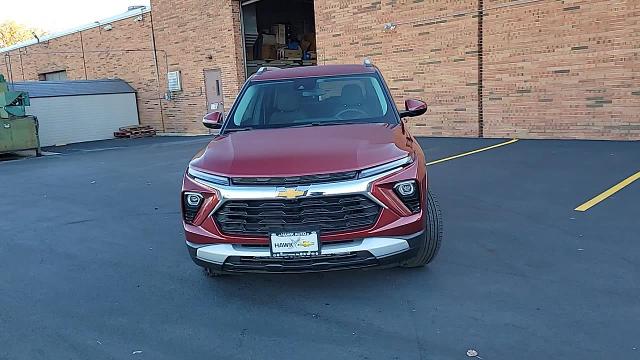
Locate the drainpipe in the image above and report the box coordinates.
[477,0,485,138]
[149,10,167,133]
[79,32,88,80]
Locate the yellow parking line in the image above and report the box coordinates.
[575,170,640,212]
[426,139,519,166]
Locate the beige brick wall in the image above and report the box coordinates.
[483,0,640,140]
[0,13,164,131]
[150,0,245,133]
[315,0,480,137]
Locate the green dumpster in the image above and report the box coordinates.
[0,115,41,155]
[0,74,41,156]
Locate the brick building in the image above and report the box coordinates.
[1,0,638,140]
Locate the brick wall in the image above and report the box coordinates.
[483,0,640,140]
[315,0,481,137]
[0,13,164,131]
[150,0,245,133]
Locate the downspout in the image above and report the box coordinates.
[149,10,167,133]
[79,32,88,80]
[477,0,485,138]
[18,50,25,81]
[5,52,13,86]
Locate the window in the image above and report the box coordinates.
[38,71,67,81]
[229,74,396,131]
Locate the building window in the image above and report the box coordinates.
[38,71,67,81]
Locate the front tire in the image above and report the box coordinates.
[401,190,443,268]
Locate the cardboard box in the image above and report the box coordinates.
[301,40,311,52]
[261,45,277,60]
[278,48,302,60]
[271,24,287,45]
[245,46,254,61]
[262,34,276,45]
[303,33,316,52]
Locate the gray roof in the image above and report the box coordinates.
[9,79,136,98]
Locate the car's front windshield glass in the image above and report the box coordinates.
[226,74,397,131]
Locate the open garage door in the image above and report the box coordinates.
[241,0,317,76]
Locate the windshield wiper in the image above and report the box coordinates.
[291,121,361,128]
[224,127,254,133]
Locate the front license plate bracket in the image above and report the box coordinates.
[270,231,320,257]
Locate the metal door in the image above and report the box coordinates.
[204,69,224,113]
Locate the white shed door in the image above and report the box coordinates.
[27,93,139,147]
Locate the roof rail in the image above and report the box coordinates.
[256,66,281,75]
[363,58,374,67]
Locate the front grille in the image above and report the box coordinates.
[214,195,381,236]
[231,171,357,186]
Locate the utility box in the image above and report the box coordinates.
[0,116,41,155]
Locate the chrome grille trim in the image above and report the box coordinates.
[231,171,358,186]
[200,166,406,219]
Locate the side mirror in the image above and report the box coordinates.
[399,99,428,118]
[203,111,224,129]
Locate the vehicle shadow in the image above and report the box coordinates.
[204,265,438,297]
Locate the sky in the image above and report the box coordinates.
[0,0,151,33]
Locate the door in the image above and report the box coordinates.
[204,69,224,114]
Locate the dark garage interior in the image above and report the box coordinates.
[242,0,317,75]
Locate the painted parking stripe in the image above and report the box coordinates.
[575,170,640,212]
[426,138,519,166]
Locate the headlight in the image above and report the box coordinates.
[186,193,203,206]
[395,180,416,196]
[187,166,229,186]
[359,155,413,179]
[394,180,421,213]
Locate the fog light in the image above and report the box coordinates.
[395,181,416,196]
[186,193,203,206]
[183,192,204,224]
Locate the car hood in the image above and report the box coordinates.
[190,123,412,177]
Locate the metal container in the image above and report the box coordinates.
[0,74,41,156]
[0,115,41,155]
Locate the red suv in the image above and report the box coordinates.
[182,63,442,275]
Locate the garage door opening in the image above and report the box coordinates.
[241,0,317,76]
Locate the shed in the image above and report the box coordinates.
[11,79,139,147]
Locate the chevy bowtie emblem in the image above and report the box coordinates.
[276,188,307,199]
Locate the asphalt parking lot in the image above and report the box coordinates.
[1,136,638,360]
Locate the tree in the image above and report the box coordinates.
[0,21,47,48]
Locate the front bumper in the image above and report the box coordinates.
[182,157,428,273]
[186,231,424,273]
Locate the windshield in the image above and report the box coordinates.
[224,74,397,131]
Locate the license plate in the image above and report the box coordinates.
[270,231,320,257]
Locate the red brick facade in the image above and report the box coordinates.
[1,0,638,139]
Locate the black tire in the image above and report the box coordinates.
[401,190,443,268]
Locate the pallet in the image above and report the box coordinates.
[114,125,156,139]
